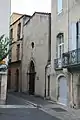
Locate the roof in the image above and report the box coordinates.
[24,12,51,26]
[10,14,31,26]
[11,12,23,16]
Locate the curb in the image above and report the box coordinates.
[26,100,43,108]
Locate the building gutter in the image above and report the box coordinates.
[44,13,51,98]
[68,71,74,108]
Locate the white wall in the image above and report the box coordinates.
[0,0,11,65]
[0,0,11,104]
[0,0,11,37]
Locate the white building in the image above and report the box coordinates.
[0,0,11,104]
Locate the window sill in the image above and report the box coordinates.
[57,9,63,16]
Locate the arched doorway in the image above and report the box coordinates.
[58,76,67,105]
[7,69,11,90]
[15,69,19,92]
[29,61,36,95]
[77,75,80,107]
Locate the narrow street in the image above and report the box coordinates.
[0,108,60,120]
[0,93,60,120]
[0,93,80,120]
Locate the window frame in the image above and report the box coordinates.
[56,33,64,58]
[57,0,63,14]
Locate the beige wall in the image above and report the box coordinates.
[10,65,21,91]
[10,14,23,62]
[10,14,30,62]
[9,13,30,91]
[22,13,50,97]
[11,13,23,24]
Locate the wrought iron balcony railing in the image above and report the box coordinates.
[54,58,63,70]
[63,48,80,67]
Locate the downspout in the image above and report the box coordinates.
[69,72,74,107]
[67,0,74,107]
[44,13,51,98]
[44,65,48,98]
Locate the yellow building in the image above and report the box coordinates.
[8,13,30,92]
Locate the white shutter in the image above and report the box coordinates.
[78,22,80,48]
[69,22,76,51]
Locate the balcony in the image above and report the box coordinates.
[54,58,63,70]
[62,48,80,68]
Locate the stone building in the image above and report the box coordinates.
[8,13,30,92]
[22,12,51,97]
[51,0,80,108]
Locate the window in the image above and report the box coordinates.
[17,44,20,60]
[17,23,21,40]
[31,42,34,49]
[57,0,62,14]
[10,28,13,39]
[56,33,64,58]
[9,28,13,62]
[77,21,80,49]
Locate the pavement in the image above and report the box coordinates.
[0,108,60,120]
[0,93,61,120]
[0,92,80,120]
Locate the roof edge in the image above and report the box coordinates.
[10,14,31,26]
[24,11,51,26]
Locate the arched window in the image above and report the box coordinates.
[56,33,64,58]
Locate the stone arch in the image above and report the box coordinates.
[56,74,67,105]
[56,74,66,81]
[28,60,36,95]
[27,57,36,73]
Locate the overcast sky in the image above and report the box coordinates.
[11,0,51,15]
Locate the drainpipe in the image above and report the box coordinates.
[69,72,74,107]
[44,13,51,98]
[44,64,48,98]
[67,0,74,108]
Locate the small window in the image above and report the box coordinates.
[17,23,21,40]
[31,42,34,49]
[57,0,62,14]
[10,28,13,39]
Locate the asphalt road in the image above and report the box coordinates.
[0,108,61,120]
[0,93,79,120]
[0,94,62,120]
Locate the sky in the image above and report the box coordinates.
[11,0,51,15]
